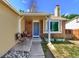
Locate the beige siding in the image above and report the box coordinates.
[0,3,19,56]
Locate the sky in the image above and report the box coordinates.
[7,0,79,15]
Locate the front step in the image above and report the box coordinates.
[32,38,42,42]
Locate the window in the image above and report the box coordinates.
[44,19,62,33]
[50,22,59,31]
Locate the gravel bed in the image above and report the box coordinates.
[1,50,30,58]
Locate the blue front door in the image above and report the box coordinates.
[33,22,40,37]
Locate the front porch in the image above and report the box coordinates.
[19,14,49,38]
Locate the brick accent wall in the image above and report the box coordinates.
[25,20,32,37]
[40,20,43,37]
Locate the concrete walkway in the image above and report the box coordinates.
[29,38,45,58]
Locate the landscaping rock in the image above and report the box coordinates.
[1,39,32,58]
[2,50,29,58]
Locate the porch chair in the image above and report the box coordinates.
[15,32,26,43]
[27,32,32,39]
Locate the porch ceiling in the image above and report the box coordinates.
[24,14,48,20]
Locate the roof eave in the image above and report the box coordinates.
[2,0,21,15]
[50,16,67,20]
[21,12,51,16]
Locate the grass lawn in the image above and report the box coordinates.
[52,41,79,58]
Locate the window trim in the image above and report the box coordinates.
[44,19,62,33]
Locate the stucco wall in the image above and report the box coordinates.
[0,3,19,56]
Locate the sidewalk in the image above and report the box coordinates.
[29,38,45,58]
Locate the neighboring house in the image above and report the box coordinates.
[65,16,79,40]
[0,0,67,57]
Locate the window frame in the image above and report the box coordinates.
[44,19,62,33]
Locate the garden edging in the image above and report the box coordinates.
[47,42,63,58]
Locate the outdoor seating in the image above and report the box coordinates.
[26,32,32,39]
[15,33,26,43]
[22,31,31,38]
[15,30,33,43]
[22,31,27,37]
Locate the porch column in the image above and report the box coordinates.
[48,19,51,43]
[18,16,24,33]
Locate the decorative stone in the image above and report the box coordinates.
[2,50,29,58]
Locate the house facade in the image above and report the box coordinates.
[0,0,66,57]
[19,4,67,39]
[65,17,79,40]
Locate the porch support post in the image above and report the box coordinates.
[18,18,21,33]
[18,16,24,33]
[48,19,51,43]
